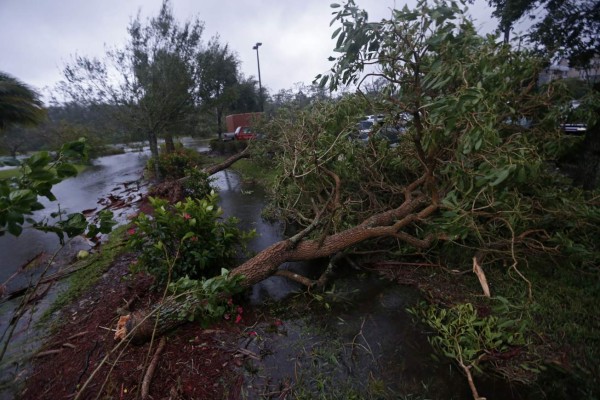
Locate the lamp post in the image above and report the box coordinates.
[252,42,263,111]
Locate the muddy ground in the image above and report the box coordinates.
[20,248,294,400]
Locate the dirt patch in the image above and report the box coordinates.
[20,252,258,400]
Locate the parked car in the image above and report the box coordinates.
[376,126,403,145]
[561,122,587,135]
[356,119,375,139]
[222,131,236,141]
[234,126,257,140]
[561,100,588,135]
[357,124,403,146]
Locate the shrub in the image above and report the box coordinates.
[128,193,255,287]
[147,146,203,179]
[182,168,214,199]
[167,272,246,325]
[209,139,247,154]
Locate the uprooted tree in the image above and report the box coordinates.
[118,0,599,389]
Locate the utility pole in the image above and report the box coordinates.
[253,42,263,111]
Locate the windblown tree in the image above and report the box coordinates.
[59,0,203,177]
[123,0,598,338]
[0,72,46,133]
[196,36,240,138]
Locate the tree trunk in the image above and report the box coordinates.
[147,131,161,180]
[202,147,250,175]
[164,133,175,153]
[116,180,438,343]
[216,107,223,140]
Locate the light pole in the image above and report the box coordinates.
[252,42,263,111]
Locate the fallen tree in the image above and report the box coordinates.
[117,174,440,343]
[115,2,599,397]
[116,0,598,342]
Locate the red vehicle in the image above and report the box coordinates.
[224,112,263,141]
[234,126,257,140]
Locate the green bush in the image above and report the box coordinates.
[128,193,255,287]
[167,272,246,325]
[409,300,531,381]
[182,168,214,199]
[147,146,203,179]
[209,139,247,154]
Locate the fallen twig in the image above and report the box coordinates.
[67,331,89,341]
[236,348,260,360]
[34,349,63,358]
[76,340,99,385]
[141,336,167,399]
[472,257,490,297]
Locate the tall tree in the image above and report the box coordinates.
[59,0,203,178]
[529,0,600,68]
[228,75,261,114]
[483,0,536,43]
[482,0,600,67]
[196,36,240,138]
[0,72,46,133]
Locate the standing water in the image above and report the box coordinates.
[0,150,149,398]
[211,168,524,399]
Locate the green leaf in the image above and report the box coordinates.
[56,163,79,178]
[331,27,342,39]
[490,169,510,187]
[8,189,34,203]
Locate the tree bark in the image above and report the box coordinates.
[164,134,175,153]
[202,146,250,176]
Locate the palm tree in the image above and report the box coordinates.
[0,72,46,132]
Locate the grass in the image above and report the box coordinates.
[431,260,600,398]
[229,158,279,187]
[40,225,130,322]
[200,145,280,188]
[523,263,600,397]
[0,168,19,179]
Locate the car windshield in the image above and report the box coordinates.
[358,120,373,130]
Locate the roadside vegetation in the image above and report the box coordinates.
[41,225,131,321]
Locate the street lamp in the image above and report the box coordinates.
[252,42,263,111]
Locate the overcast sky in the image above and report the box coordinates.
[0,0,502,101]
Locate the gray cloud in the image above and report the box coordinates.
[0,0,499,100]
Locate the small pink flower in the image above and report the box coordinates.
[224,313,230,320]
[237,306,244,314]
[227,298,233,305]
[248,331,257,337]
[235,314,242,324]
[183,213,191,220]
[127,228,136,235]
[274,319,283,327]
